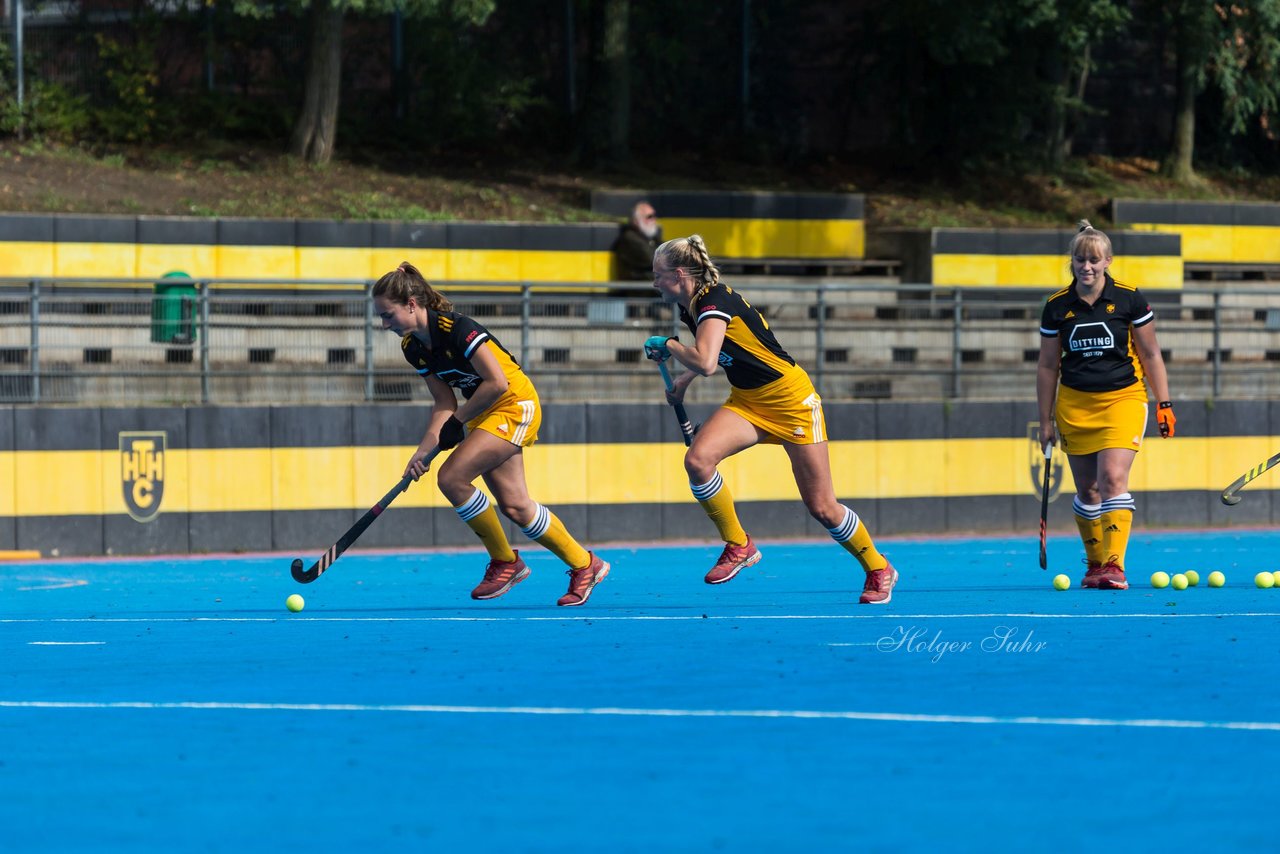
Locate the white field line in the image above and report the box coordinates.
[2,612,1280,624]
[27,641,105,645]
[0,699,1276,731]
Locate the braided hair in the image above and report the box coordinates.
[655,234,721,299]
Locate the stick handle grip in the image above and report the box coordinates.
[657,362,695,447]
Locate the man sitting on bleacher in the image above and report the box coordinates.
[613,201,663,281]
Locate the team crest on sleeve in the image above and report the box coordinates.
[120,431,166,522]
[1106,304,1115,313]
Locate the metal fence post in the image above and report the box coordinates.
[814,285,826,396]
[29,279,40,404]
[199,281,210,404]
[520,284,531,366]
[364,282,375,401]
[951,289,963,398]
[1212,290,1222,398]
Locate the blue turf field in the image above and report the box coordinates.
[2,529,1279,851]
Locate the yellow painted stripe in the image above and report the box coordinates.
[56,242,136,278]
[0,436,1273,517]
[0,549,41,560]
[1130,223,1280,265]
[662,218,863,259]
[298,246,374,280]
[217,245,298,279]
[1234,225,1280,264]
[369,248,450,281]
[0,241,54,276]
[136,244,218,281]
[932,254,999,286]
[936,254,1182,289]
[1110,256,1184,289]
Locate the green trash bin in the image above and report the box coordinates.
[151,271,198,345]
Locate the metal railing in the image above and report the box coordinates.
[1,277,1278,405]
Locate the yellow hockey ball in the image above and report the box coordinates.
[1184,570,1200,587]
[1207,571,1225,588]
[1255,572,1275,589]
[1171,573,1188,590]
[285,593,306,612]
[1150,571,1170,589]
[1052,574,1070,590]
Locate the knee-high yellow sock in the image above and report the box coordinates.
[520,503,590,569]
[690,471,747,546]
[1072,496,1104,565]
[455,488,517,563]
[1099,493,1136,567]
[826,505,887,571]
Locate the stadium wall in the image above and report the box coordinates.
[871,227,1183,288]
[1112,199,1280,267]
[0,401,1273,558]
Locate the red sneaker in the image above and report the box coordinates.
[705,537,761,584]
[558,553,610,606]
[1081,560,1105,589]
[470,551,530,600]
[859,561,898,605]
[1096,560,1128,590]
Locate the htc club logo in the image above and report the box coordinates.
[1067,321,1114,354]
[120,431,166,523]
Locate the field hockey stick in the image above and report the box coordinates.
[656,361,696,447]
[1038,442,1052,570]
[1221,451,1280,506]
[291,446,442,584]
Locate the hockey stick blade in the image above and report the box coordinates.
[291,447,440,583]
[1220,451,1280,506]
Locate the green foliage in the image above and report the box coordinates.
[869,0,1131,168]
[1205,0,1280,135]
[92,29,168,143]
[8,81,94,141]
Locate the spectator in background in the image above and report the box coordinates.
[613,201,662,280]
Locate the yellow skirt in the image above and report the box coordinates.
[468,391,541,448]
[1055,381,1149,456]
[723,364,827,445]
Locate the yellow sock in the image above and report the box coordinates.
[1076,517,1104,564]
[520,503,590,569]
[455,489,517,563]
[826,505,888,571]
[690,472,747,546]
[1099,493,1136,567]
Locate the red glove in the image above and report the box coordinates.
[1157,401,1176,438]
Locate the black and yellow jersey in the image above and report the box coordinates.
[1039,274,1154,393]
[399,310,536,402]
[679,283,796,390]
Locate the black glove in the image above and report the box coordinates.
[438,415,466,450]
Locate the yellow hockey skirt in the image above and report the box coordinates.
[468,390,541,448]
[1055,381,1149,456]
[723,364,827,445]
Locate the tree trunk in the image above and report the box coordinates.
[602,0,630,165]
[1162,3,1202,183]
[290,0,345,165]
